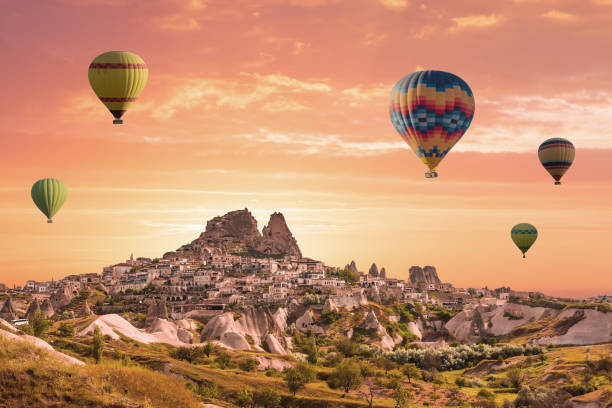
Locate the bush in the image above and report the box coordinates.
[253,387,280,408]
[196,380,218,398]
[477,389,495,400]
[319,309,340,325]
[562,382,597,397]
[238,357,259,372]
[214,352,233,369]
[384,343,542,371]
[455,377,466,387]
[284,362,316,396]
[57,322,74,337]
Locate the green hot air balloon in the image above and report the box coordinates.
[511,223,538,258]
[31,178,67,223]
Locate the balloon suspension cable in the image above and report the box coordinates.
[554,181,561,185]
[425,170,438,179]
[47,219,53,223]
[113,119,123,125]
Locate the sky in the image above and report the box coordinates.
[1,0,611,298]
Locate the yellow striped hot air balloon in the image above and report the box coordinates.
[538,138,575,185]
[510,223,538,258]
[88,51,148,124]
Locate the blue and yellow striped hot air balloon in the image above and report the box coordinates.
[88,51,148,124]
[538,138,575,185]
[511,223,538,258]
[389,70,475,178]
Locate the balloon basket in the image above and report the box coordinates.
[425,170,438,179]
[47,219,53,223]
[113,119,123,125]
[554,181,561,185]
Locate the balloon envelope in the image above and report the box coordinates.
[511,223,538,258]
[389,70,475,177]
[31,178,67,223]
[538,138,575,185]
[88,51,148,124]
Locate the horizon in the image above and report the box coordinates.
[2,0,612,298]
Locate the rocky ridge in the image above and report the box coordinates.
[169,209,301,259]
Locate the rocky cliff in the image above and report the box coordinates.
[409,266,441,286]
[171,209,301,259]
[368,263,379,277]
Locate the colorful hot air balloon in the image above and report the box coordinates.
[389,70,475,178]
[511,223,538,258]
[538,138,575,185]
[31,178,68,223]
[88,51,148,124]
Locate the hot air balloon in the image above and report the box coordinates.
[538,138,575,185]
[88,51,148,124]
[511,223,538,258]
[389,70,475,178]
[31,178,67,223]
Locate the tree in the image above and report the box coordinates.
[92,326,104,364]
[284,362,316,396]
[26,312,50,338]
[360,378,376,408]
[375,356,398,374]
[330,359,363,394]
[253,387,280,408]
[402,363,420,384]
[394,385,413,408]
[335,338,359,357]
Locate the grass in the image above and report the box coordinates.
[0,336,203,408]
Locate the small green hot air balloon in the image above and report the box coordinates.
[31,178,67,223]
[511,223,538,258]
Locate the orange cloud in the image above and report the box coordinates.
[451,14,505,30]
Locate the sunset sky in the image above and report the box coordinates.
[1,0,612,298]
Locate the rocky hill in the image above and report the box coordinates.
[167,209,302,259]
[409,265,441,286]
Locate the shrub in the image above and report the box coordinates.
[253,387,280,408]
[319,309,340,325]
[92,326,104,364]
[384,343,542,371]
[57,322,74,337]
[455,377,466,387]
[214,352,233,369]
[477,388,495,400]
[196,380,218,398]
[238,357,259,372]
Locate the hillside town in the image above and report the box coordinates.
[0,209,549,322]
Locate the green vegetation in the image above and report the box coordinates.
[92,326,104,364]
[326,266,360,285]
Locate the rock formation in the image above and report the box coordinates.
[345,261,358,274]
[259,212,302,258]
[79,300,92,317]
[173,209,301,259]
[408,266,441,286]
[50,286,74,310]
[368,263,379,277]
[145,298,168,327]
[380,267,386,279]
[25,299,41,320]
[0,296,17,320]
[295,309,324,334]
[40,299,55,319]
[200,307,291,352]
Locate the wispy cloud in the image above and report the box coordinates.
[379,0,409,9]
[451,14,504,30]
[240,128,406,156]
[151,73,330,120]
[542,10,577,21]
